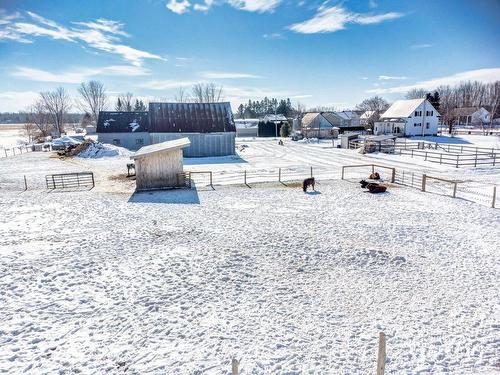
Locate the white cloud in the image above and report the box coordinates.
[139,80,205,90]
[11,65,150,83]
[289,5,403,34]
[227,0,281,13]
[263,32,284,40]
[166,0,281,14]
[200,71,262,79]
[166,0,192,14]
[0,90,39,111]
[378,75,407,80]
[410,43,433,49]
[0,11,165,66]
[367,68,500,94]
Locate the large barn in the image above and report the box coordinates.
[96,111,150,150]
[97,102,236,157]
[148,102,236,157]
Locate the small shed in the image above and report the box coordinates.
[131,138,190,191]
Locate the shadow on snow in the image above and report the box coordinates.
[128,188,200,204]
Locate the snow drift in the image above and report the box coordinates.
[77,142,131,158]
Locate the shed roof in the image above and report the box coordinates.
[148,102,235,133]
[97,111,149,133]
[131,138,190,160]
[381,98,426,119]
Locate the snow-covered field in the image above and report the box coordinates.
[0,132,499,374]
[1,176,499,374]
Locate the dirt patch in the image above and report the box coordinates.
[109,173,135,182]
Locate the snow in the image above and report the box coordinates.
[77,142,132,158]
[0,176,498,373]
[381,98,426,118]
[0,131,499,373]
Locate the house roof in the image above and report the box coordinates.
[131,137,190,160]
[96,111,149,133]
[301,112,321,128]
[381,98,426,119]
[336,111,359,120]
[452,107,486,117]
[148,102,235,133]
[262,114,287,122]
[360,110,375,119]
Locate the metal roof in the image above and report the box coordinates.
[96,111,149,133]
[149,102,236,133]
[131,137,191,160]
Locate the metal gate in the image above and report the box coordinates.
[45,172,95,190]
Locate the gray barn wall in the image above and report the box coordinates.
[97,132,151,150]
[150,132,235,157]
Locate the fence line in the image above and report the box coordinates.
[0,145,34,158]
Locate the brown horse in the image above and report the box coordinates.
[303,177,315,192]
[369,172,381,180]
[359,180,387,193]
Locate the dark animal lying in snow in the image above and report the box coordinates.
[303,177,315,192]
[369,172,381,180]
[359,180,387,193]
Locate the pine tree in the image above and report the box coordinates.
[280,121,291,137]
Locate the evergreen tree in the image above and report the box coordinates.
[280,121,291,137]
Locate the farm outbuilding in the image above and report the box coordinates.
[148,102,236,157]
[131,138,191,191]
[96,111,150,150]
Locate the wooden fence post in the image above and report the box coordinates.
[232,358,239,375]
[310,166,313,178]
[371,165,375,174]
[391,168,395,183]
[452,182,457,198]
[279,167,281,183]
[376,332,386,375]
[493,186,497,209]
[23,175,27,191]
[456,155,459,168]
[341,166,345,180]
[421,174,426,192]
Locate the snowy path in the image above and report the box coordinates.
[0,181,499,374]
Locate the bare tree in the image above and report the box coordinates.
[356,96,390,129]
[40,87,71,136]
[405,88,427,99]
[77,80,108,124]
[174,87,189,102]
[23,122,38,143]
[26,99,52,137]
[485,81,500,133]
[192,83,224,103]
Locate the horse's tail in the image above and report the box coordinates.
[303,180,307,192]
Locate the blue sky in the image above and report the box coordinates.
[0,0,499,112]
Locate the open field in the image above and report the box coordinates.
[1,172,499,374]
[0,130,499,374]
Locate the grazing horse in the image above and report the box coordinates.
[303,177,315,192]
[369,172,381,180]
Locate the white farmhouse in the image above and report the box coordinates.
[374,98,439,136]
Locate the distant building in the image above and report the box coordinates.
[301,111,365,138]
[374,98,439,136]
[360,110,379,127]
[261,114,288,123]
[235,118,259,137]
[452,107,490,126]
[97,102,236,157]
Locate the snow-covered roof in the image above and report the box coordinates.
[336,111,359,120]
[360,110,375,119]
[262,114,287,122]
[381,99,426,119]
[131,138,190,160]
[452,107,488,117]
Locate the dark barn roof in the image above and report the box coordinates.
[97,111,149,133]
[149,102,236,133]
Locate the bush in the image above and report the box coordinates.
[280,121,291,138]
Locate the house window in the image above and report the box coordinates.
[414,111,422,117]
[135,138,144,146]
[414,123,421,127]
[426,110,433,116]
[112,139,121,145]
[426,122,430,129]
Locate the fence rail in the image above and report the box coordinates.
[45,172,95,190]
[0,145,34,158]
